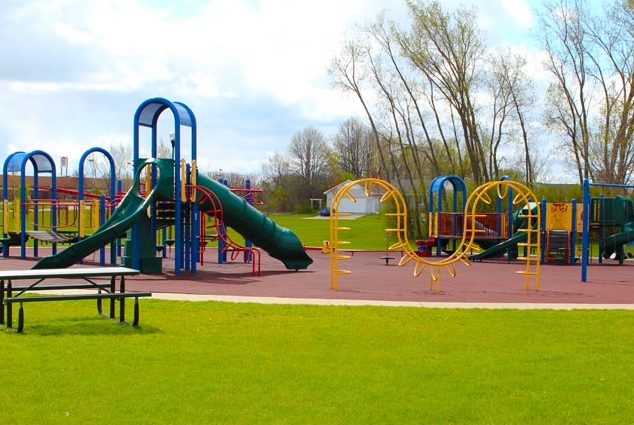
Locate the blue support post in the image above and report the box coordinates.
[217,177,229,264]
[51,177,58,256]
[598,195,604,265]
[116,180,123,258]
[540,199,547,264]
[217,224,226,264]
[99,195,106,265]
[496,192,503,238]
[244,178,253,263]
[571,199,577,264]
[581,179,590,282]
[184,164,191,272]
[20,164,28,259]
[436,183,444,257]
[33,176,39,258]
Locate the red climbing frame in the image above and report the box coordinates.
[188,184,261,276]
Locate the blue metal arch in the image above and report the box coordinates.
[3,150,57,201]
[3,151,26,200]
[428,175,467,214]
[17,150,58,258]
[132,97,197,275]
[174,101,197,161]
[77,147,117,265]
[77,147,116,202]
[429,175,467,256]
[18,149,58,206]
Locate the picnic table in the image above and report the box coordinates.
[0,267,151,332]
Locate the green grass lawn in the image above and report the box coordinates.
[1,300,633,425]
[265,213,392,250]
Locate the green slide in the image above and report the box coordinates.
[602,222,634,263]
[32,161,312,270]
[468,231,527,261]
[195,173,313,270]
[32,181,158,269]
[468,204,537,261]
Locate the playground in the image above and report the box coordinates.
[0,97,633,310]
[0,98,633,425]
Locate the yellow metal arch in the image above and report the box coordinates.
[329,178,541,292]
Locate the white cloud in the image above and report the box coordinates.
[500,0,534,29]
[0,0,552,178]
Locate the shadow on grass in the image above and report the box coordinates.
[7,316,162,336]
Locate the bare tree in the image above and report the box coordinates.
[585,1,634,183]
[329,40,391,180]
[398,0,489,183]
[486,50,536,182]
[485,53,515,178]
[288,126,332,190]
[366,14,442,176]
[261,152,291,189]
[539,0,592,184]
[109,143,133,182]
[540,0,634,184]
[332,118,378,178]
[505,54,536,184]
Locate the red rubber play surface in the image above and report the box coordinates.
[2,248,633,304]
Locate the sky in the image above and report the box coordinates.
[0,0,546,179]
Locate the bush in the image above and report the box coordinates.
[292,199,312,214]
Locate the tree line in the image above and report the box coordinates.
[258,0,634,238]
[328,0,634,188]
[81,0,634,240]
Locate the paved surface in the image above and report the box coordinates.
[2,246,633,309]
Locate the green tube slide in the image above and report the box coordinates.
[31,161,313,271]
[195,173,313,270]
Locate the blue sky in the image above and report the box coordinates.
[0,0,544,178]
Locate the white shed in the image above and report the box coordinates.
[323,180,381,214]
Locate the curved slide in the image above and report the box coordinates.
[33,169,313,270]
[602,222,634,261]
[195,173,312,270]
[468,232,526,261]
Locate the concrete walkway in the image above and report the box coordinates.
[41,289,634,310]
[150,293,634,309]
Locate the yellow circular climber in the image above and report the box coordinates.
[328,178,541,292]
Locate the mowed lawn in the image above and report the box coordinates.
[1,300,633,425]
[264,213,392,250]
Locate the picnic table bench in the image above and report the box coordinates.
[0,267,151,333]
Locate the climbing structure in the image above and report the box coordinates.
[329,178,541,292]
